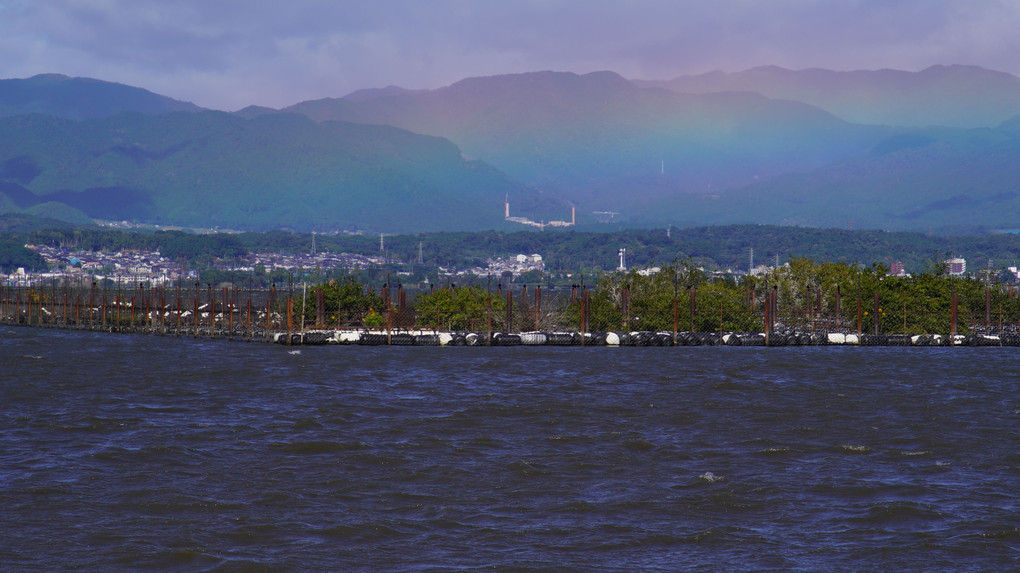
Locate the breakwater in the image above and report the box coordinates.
[276,329,1016,347]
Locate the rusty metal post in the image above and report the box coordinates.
[535,285,541,330]
[227,293,234,340]
[192,288,199,337]
[174,290,181,336]
[579,289,586,335]
[265,298,272,342]
[222,286,229,335]
[286,297,294,345]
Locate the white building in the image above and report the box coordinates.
[947,258,966,276]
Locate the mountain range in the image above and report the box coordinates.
[1,66,1019,234]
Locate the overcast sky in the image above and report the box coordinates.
[2,0,1019,111]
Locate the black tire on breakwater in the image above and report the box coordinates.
[651,332,673,346]
[415,334,441,346]
[358,333,388,346]
[964,334,1002,347]
[742,333,767,346]
[388,333,415,346]
[862,334,906,346]
[620,332,641,346]
[546,332,579,346]
[727,332,767,346]
[700,332,725,346]
[1000,332,1020,346]
[303,331,329,345]
[493,333,521,346]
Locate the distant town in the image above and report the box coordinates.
[10,239,1010,290]
[4,243,550,288]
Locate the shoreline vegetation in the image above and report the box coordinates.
[4,257,1018,347]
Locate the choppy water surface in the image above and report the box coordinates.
[2,328,1019,571]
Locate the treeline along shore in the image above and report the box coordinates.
[4,258,1020,347]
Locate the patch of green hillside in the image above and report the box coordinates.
[0,111,550,233]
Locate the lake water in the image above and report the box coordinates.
[2,327,1019,571]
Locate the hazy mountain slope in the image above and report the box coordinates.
[0,111,544,232]
[3,68,1017,234]
[645,122,1020,231]
[279,71,891,214]
[0,74,202,120]
[637,65,1020,128]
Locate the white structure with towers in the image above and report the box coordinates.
[504,194,575,229]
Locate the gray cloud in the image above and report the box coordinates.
[1,0,1018,110]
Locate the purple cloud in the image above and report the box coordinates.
[1,0,1018,110]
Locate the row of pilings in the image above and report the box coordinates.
[3,281,1018,347]
[0,282,285,341]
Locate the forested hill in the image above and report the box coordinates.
[0,74,202,120]
[0,111,551,233]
